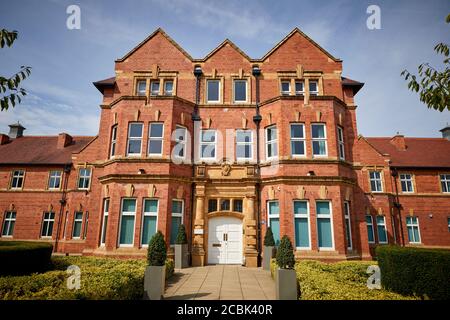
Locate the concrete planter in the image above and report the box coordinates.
[143,265,166,300]
[275,268,298,300]
[263,246,276,271]
[174,244,189,269]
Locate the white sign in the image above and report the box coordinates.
[194,229,204,235]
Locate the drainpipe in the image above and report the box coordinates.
[252,65,262,265]
[390,168,405,246]
[189,65,203,264]
[54,163,71,253]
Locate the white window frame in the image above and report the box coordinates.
[440,174,450,193]
[311,123,328,157]
[206,79,220,103]
[406,216,421,244]
[136,79,147,96]
[295,81,304,95]
[164,80,174,96]
[100,198,109,246]
[174,125,187,159]
[290,123,306,157]
[236,129,253,161]
[118,198,137,247]
[376,215,388,244]
[233,79,248,103]
[48,170,62,190]
[199,129,217,160]
[280,81,290,96]
[41,212,55,238]
[267,200,280,229]
[337,126,345,160]
[148,122,164,156]
[265,125,278,161]
[150,80,160,96]
[369,171,383,193]
[141,199,159,247]
[126,122,143,157]
[400,173,414,193]
[366,215,375,244]
[309,80,319,96]
[293,200,311,250]
[10,170,25,189]
[77,168,91,190]
[1,211,16,237]
[110,125,118,158]
[72,211,83,239]
[344,201,352,250]
[316,200,334,251]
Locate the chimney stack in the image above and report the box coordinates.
[8,122,26,139]
[440,124,450,141]
[57,133,73,149]
[0,134,9,145]
[390,134,406,151]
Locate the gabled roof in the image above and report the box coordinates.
[0,136,95,165]
[113,27,341,63]
[365,137,450,168]
[115,28,194,62]
[259,27,341,62]
[198,39,252,62]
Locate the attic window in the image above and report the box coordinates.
[309,81,318,96]
[150,81,160,96]
[281,81,290,95]
[136,80,147,96]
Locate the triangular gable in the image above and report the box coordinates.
[357,135,388,156]
[115,28,193,62]
[198,39,252,62]
[260,27,341,62]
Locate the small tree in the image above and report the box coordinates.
[264,227,275,247]
[276,235,295,269]
[175,224,188,245]
[147,231,167,266]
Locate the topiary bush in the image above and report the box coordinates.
[275,235,295,269]
[175,224,188,245]
[165,258,174,279]
[147,231,167,266]
[376,245,450,300]
[264,227,275,247]
[0,241,53,275]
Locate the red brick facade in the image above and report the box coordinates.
[1,28,449,265]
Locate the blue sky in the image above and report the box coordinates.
[0,0,449,137]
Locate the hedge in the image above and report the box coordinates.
[270,259,415,300]
[0,241,53,275]
[0,256,175,300]
[376,245,450,300]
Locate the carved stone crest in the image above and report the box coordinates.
[221,162,231,176]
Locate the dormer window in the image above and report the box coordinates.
[295,81,304,95]
[281,81,290,95]
[136,80,147,96]
[150,81,160,96]
[164,80,173,96]
[309,81,319,96]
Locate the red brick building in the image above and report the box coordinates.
[1,28,449,266]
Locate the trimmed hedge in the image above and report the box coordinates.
[376,245,450,300]
[0,241,53,275]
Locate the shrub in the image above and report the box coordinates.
[275,235,295,269]
[147,231,167,266]
[0,241,53,275]
[175,224,188,245]
[263,227,275,247]
[165,258,174,279]
[376,245,450,300]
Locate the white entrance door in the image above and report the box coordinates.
[208,217,243,265]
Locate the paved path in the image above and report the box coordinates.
[164,265,276,300]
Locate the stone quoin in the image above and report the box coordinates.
[1,28,449,266]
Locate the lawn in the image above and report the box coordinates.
[0,256,173,300]
[272,259,418,300]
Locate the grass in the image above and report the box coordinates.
[0,256,174,300]
[271,259,418,300]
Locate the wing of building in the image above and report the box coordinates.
[1,28,449,264]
